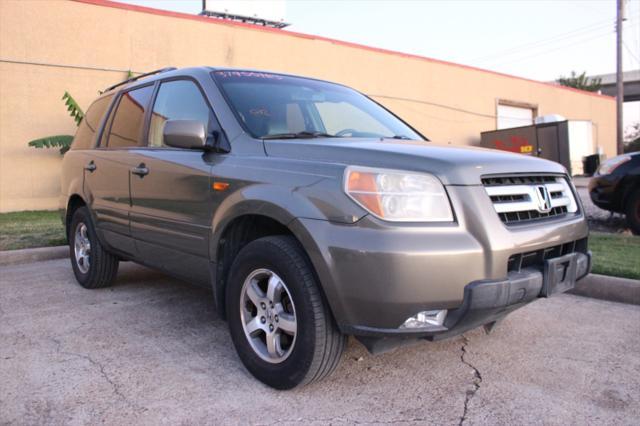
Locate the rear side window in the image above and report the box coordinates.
[148,80,212,147]
[107,85,154,149]
[71,94,113,150]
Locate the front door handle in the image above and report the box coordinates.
[84,161,96,172]
[131,164,149,177]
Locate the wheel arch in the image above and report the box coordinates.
[65,194,87,239]
[210,206,336,324]
[620,175,640,208]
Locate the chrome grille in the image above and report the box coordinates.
[482,175,578,225]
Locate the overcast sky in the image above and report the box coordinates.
[116,0,639,131]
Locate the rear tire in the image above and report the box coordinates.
[69,206,119,288]
[625,188,640,235]
[226,236,345,389]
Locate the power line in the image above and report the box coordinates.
[370,93,591,123]
[370,94,501,119]
[0,58,604,123]
[0,58,142,74]
[0,57,523,121]
[471,19,614,63]
[623,42,640,63]
[473,15,639,65]
[397,102,494,124]
[489,29,618,66]
[474,21,612,61]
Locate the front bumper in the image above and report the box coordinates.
[351,251,590,353]
[291,184,589,334]
[588,174,623,212]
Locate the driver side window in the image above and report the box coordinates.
[148,80,212,147]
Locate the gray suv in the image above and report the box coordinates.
[60,67,591,389]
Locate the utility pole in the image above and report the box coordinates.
[616,0,625,155]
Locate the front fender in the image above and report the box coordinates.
[208,182,360,320]
[209,182,337,260]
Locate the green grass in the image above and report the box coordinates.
[589,232,640,280]
[0,210,66,251]
[1,211,638,280]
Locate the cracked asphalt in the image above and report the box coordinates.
[1,259,639,425]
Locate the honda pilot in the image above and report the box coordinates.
[60,67,591,389]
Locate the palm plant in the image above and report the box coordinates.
[28,92,84,154]
[28,70,135,155]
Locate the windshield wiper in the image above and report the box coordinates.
[262,131,338,140]
[389,135,413,140]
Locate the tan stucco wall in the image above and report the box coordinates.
[0,0,616,212]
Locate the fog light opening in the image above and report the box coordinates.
[400,309,448,330]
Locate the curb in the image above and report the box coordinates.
[1,247,638,306]
[0,246,69,266]
[569,273,640,306]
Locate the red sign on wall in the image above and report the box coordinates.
[493,135,533,154]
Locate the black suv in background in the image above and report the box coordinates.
[589,152,640,234]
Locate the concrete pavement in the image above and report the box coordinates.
[0,246,69,266]
[1,259,639,425]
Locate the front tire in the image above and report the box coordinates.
[69,206,119,289]
[625,188,640,235]
[226,236,346,389]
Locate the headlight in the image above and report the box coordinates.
[597,155,631,175]
[343,166,454,222]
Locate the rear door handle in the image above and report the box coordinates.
[84,161,96,172]
[131,164,149,177]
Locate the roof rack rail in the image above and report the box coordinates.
[104,67,177,92]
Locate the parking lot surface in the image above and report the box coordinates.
[1,259,639,425]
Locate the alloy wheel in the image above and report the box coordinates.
[74,222,91,274]
[239,268,297,363]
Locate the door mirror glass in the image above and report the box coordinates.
[163,120,206,149]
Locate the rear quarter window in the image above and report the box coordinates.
[107,85,154,149]
[71,94,113,150]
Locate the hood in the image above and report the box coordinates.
[263,138,566,185]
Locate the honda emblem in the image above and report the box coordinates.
[534,185,552,213]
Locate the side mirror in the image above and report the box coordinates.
[163,120,206,150]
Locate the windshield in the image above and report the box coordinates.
[212,71,423,140]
